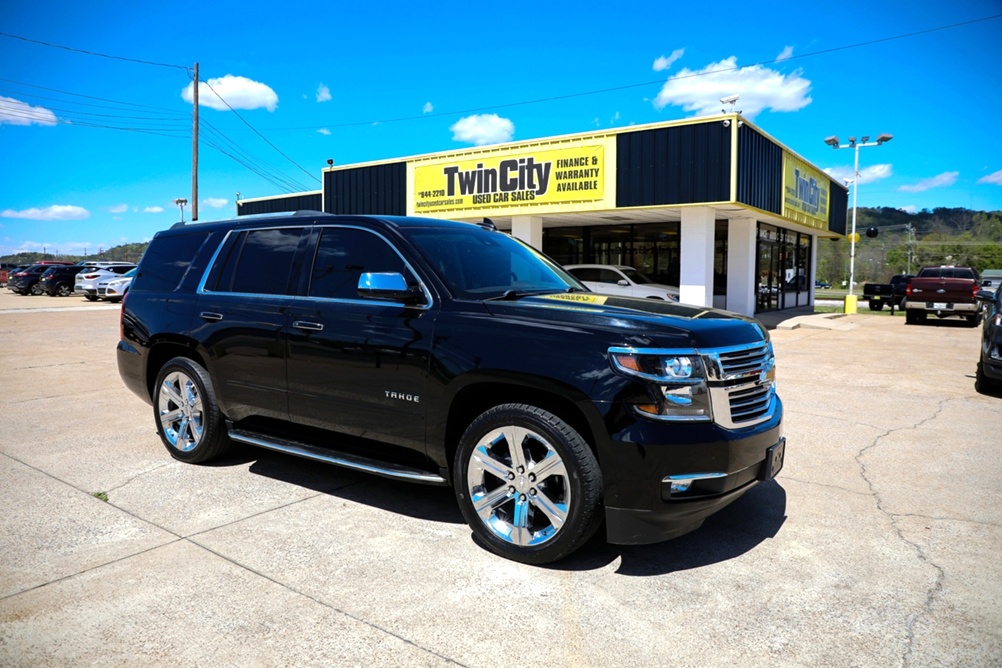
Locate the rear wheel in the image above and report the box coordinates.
[84,295,97,301]
[453,404,602,564]
[153,357,230,463]
[967,312,981,327]
[870,300,884,311]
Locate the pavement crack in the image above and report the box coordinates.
[854,398,950,668]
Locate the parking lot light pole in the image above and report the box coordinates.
[823,134,893,296]
[174,198,188,223]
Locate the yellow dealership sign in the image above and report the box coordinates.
[413,142,605,214]
[783,152,830,229]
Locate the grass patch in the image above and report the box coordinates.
[92,491,109,502]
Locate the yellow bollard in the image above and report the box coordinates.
[844,295,858,314]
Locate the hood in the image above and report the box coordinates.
[482,292,768,349]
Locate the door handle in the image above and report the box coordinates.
[293,321,324,332]
[200,312,223,321]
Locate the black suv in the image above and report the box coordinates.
[38,264,91,296]
[118,213,785,564]
[7,262,74,295]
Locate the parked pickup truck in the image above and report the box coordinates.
[863,274,914,311]
[905,266,982,326]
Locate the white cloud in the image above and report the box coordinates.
[182,75,279,112]
[423,101,434,113]
[899,205,919,214]
[203,197,228,209]
[316,83,331,103]
[450,114,515,146]
[653,49,685,72]
[977,169,1002,185]
[653,56,812,118]
[0,96,57,126]
[1,205,89,221]
[317,128,331,135]
[144,206,164,213]
[823,164,893,186]
[899,171,958,193]
[776,46,794,62]
[109,204,128,214]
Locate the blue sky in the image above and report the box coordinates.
[2,1,1001,256]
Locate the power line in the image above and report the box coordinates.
[197,74,320,185]
[0,32,188,71]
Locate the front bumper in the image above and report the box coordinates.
[599,398,784,545]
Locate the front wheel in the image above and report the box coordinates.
[153,357,230,463]
[453,404,602,564]
[975,361,1001,394]
[56,283,72,297]
[29,283,43,295]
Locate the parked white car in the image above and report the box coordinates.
[96,268,135,303]
[74,263,135,300]
[564,264,680,301]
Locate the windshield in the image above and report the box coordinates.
[401,226,580,299]
[620,267,653,284]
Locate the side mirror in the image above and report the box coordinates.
[617,279,629,287]
[357,272,425,305]
[983,279,992,287]
[976,289,996,302]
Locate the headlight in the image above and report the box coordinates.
[610,348,712,421]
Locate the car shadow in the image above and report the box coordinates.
[229,443,787,572]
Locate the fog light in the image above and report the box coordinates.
[670,479,693,494]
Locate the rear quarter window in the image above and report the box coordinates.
[133,231,211,292]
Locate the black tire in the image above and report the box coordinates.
[84,295,97,301]
[967,312,981,328]
[870,300,884,311]
[975,361,1000,394]
[153,357,230,463]
[56,283,72,297]
[453,403,602,564]
[29,283,43,296]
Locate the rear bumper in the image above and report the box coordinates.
[905,300,977,314]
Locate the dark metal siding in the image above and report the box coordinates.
[324,163,406,215]
[736,125,783,215]
[236,192,322,216]
[828,184,848,236]
[616,123,731,207]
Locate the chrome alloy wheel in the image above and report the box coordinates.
[466,425,570,547]
[157,371,205,452]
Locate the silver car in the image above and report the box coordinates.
[564,264,681,301]
[75,263,135,300]
[96,268,136,303]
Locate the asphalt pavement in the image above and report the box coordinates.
[1,290,999,667]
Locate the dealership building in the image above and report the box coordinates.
[237,114,847,317]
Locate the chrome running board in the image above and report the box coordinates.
[227,427,448,485]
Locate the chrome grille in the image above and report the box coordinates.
[727,383,773,424]
[704,342,776,428]
[712,343,770,380]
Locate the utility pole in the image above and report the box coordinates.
[192,62,199,222]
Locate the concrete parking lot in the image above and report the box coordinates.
[1,290,999,667]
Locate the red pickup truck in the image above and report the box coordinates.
[905,266,982,326]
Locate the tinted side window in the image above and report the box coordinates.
[212,228,302,295]
[135,231,210,291]
[596,269,622,284]
[309,227,409,300]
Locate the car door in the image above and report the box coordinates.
[286,225,436,454]
[191,225,308,422]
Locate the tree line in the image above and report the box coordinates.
[816,207,1002,285]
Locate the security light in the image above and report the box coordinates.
[824,136,840,147]
[876,133,893,144]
